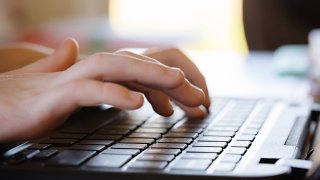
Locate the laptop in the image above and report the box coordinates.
[1,94,319,179]
[1,50,320,180]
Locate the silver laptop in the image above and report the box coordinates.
[1,95,319,179]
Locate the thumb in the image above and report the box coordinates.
[7,38,79,74]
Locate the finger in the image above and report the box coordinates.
[114,50,161,64]
[174,101,208,119]
[63,52,204,107]
[164,78,205,107]
[143,48,211,109]
[7,38,78,74]
[57,80,143,110]
[114,50,205,107]
[31,80,144,135]
[126,82,174,117]
[65,52,184,89]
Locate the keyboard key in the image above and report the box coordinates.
[129,161,167,169]
[38,138,78,146]
[28,143,51,150]
[221,117,245,123]
[98,129,130,135]
[137,154,175,162]
[231,141,251,148]
[104,124,138,130]
[111,143,147,150]
[126,108,154,121]
[70,144,105,151]
[178,124,206,128]
[181,153,218,160]
[144,149,181,155]
[120,138,155,145]
[111,119,144,125]
[128,133,161,139]
[246,123,262,129]
[237,135,255,141]
[187,147,222,154]
[226,147,247,155]
[78,140,114,146]
[214,162,236,172]
[152,143,187,149]
[87,134,122,140]
[7,149,40,164]
[60,127,97,134]
[135,128,167,134]
[198,136,231,142]
[192,142,227,148]
[32,149,58,160]
[59,109,120,134]
[251,117,266,123]
[14,149,40,159]
[164,132,198,139]
[102,149,140,156]
[242,129,259,135]
[151,116,181,124]
[209,126,238,132]
[214,122,242,128]
[141,123,173,128]
[204,131,235,137]
[49,133,86,139]
[158,138,193,144]
[86,154,131,168]
[47,150,95,166]
[171,127,203,133]
[171,159,212,171]
[220,154,242,163]
[185,117,211,124]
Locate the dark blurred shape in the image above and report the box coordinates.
[243,0,320,50]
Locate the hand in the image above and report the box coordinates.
[0,38,209,143]
[114,48,210,118]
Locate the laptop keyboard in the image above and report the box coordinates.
[1,98,273,173]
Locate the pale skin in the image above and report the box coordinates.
[0,38,211,143]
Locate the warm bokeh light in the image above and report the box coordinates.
[109,0,248,53]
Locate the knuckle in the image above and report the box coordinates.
[90,53,107,64]
[157,64,170,76]
[164,47,181,55]
[64,80,82,95]
[173,67,185,80]
[85,53,116,74]
[168,47,181,53]
[116,50,136,57]
[165,67,185,88]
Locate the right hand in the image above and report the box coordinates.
[0,38,208,143]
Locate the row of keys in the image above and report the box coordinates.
[168,100,256,172]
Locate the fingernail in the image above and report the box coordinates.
[169,67,182,76]
[167,102,174,115]
[198,105,209,116]
[130,91,142,101]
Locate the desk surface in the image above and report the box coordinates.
[187,51,310,100]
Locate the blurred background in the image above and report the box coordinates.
[1,0,320,99]
[0,0,319,54]
[0,0,246,54]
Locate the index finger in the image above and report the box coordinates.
[60,52,205,107]
[142,48,211,109]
